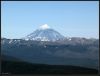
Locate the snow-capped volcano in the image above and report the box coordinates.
[23,24,65,41]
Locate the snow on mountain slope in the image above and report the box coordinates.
[23,24,65,41]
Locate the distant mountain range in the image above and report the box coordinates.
[1,37,99,70]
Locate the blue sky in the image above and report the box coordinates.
[1,1,99,39]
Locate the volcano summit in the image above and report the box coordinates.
[23,24,65,41]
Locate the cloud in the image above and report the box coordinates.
[39,24,50,30]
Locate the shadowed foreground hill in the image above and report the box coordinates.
[1,60,98,74]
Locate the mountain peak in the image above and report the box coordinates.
[23,24,65,41]
[39,24,50,30]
